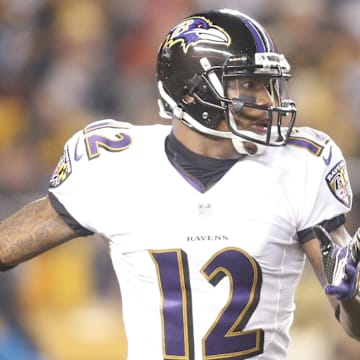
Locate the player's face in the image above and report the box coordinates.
[217,77,274,134]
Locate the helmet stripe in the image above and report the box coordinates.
[238,14,274,52]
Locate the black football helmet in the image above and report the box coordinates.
[156,9,296,155]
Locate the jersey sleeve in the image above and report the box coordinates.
[47,119,133,234]
[294,128,353,243]
[48,191,93,236]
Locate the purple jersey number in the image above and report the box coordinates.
[150,247,264,360]
[83,120,132,160]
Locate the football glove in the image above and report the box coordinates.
[312,225,360,302]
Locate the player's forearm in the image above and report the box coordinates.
[338,294,360,340]
[0,196,77,268]
[304,230,360,341]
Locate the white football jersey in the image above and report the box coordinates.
[48,119,352,360]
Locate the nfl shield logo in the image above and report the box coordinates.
[198,203,212,217]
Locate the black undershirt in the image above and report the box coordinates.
[165,132,239,193]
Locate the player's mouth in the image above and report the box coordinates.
[248,121,269,135]
[232,112,271,136]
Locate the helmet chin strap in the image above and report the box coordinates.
[228,112,266,155]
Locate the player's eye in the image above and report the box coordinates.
[226,78,257,94]
[241,80,256,90]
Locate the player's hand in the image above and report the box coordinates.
[312,225,360,302]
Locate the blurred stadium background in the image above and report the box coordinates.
[0,0,359,359]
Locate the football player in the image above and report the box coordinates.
[0,8,359,360]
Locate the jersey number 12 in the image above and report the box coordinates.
[150,247,264,360]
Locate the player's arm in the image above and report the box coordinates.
[303,225,360,340]
[0,195,78,270]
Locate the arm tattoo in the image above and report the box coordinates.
[0,196,78,266]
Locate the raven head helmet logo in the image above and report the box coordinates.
[161,16,231,53]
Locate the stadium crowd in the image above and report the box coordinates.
[0,0,359,359]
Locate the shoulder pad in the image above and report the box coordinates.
[83,119,132,132]
[288,126,330,157]
[49,119,133,188]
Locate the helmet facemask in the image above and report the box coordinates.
[158,52,296,155]
[222,53,296,154]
